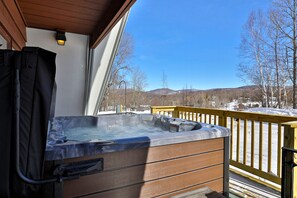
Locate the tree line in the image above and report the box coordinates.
[239,0,297,108]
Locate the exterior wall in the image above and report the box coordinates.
[26,12,129,116]
[0,0,26,50]
[26,28,88,116]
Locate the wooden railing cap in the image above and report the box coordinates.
[282,121,297,128]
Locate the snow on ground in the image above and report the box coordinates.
[131,110,151,114]
[225,101,238,111]
[230,107,297,177]
[97,111,116,115]
[97,110,151,115]
[97,107,297,117]
[244,107,297,116]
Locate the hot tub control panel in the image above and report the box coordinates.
[53,158,104,180]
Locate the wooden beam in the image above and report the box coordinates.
[90,0,136,49]
[4,0,26,40]
[0,0,26,50]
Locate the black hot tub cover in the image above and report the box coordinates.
[0,47,56,197]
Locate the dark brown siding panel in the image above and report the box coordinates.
[80,166,223,198]
[83,179,224,198]
[65,138,224,169]
[146,138,224,162]
[64,150,224,197]
[0,0,26,50]
[62,138,225,198]
[157,178,224,198]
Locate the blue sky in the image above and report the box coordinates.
[125,0,271,91]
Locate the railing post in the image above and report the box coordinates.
[151,106,157,114]
[218,112,227,127]
[172,107,180,118]
[282,121,297,198]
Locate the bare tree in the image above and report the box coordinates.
[271,0,297,108]
[130,66,147,109]
[110,33,134,86]
[161,72,168,89]
[182,84,189,106]
[239,7,292,108]
[101,33,134,110]
[161,72,168,105]
[239,10,274,107]
[268,16,283,107]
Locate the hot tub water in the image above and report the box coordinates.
[47,114,202,144]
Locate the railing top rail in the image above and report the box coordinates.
[150,106,177,109]
[151,106,297,123]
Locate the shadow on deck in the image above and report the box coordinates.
[230,172,281,198]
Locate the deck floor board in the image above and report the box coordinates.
[230,172,280,198]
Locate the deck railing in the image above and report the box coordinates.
[151,106,297,191]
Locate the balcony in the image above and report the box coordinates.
[151,106,297,197]
[1,1,296,196]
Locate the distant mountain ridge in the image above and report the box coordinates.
[147,88,177,95]
[148,85,257,95]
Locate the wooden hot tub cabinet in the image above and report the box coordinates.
[56,137,229,198]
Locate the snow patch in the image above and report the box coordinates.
[244,108,297,116]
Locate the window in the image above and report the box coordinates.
[0,26,12,50]
[0,34,8,49]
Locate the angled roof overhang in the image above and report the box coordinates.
[17,0,136,48]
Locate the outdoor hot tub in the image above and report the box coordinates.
[44,113,230,198]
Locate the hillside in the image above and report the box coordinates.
[148,88,177,95]
[148,85,257,95]
[101,85,269,111]
[143,85,261,107]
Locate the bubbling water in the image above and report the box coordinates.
[64,124,169,142]
[47,114,202,145]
